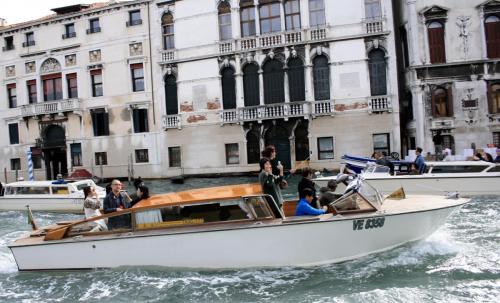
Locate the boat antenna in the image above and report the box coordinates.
[26,205,38,231]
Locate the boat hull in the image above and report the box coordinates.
[0,197,85,213]
[315,175,500,196]
[10,203,463,270]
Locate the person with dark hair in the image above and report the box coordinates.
[297,167,319,208]
[261,145,295,184]
[495,149,500,163]
[83,186,107,231]
[295,188,327,216]
[133,176,144,190]
[258,157,284,218]
[484,153,494,163]
[319,179,339,205]
[414,147,426,174]
[131,184,150,206]
[473,152,485,161]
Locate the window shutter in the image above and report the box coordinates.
[288,58,305,102]
[90,69,102,76]
[27,79,36,86]
[431,89,437,117]
[428,26,446,63]
[222,67,237,109]
[165,75,178,115]
[133,109,140,133]
[104,112,109,135]
[243,64,260,107]
[446,85,454,117]
[486,21,500,59]
[66,73,77,79]
[91,112,98,136]
[7,83,16,89]
[263,59,285,104]
[130,63,143,70]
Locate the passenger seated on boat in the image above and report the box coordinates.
[319,180,342,205]
[295,188,327,216]
[83,186,107,232]
[51,174,67,185]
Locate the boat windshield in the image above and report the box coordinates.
[73,180,96,191]
[357,180,384,207]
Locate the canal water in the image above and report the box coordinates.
[0,176,498,302]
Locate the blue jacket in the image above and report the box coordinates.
[295,198,326,216]
[415,155,426,174]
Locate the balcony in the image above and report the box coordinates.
[62,32,77,39]
[160,50,176,63]
[363,18,385,34]
[162,114,181,129]
[126,19,142,27]
[236,28,308,52]
[2,45,15,51]
[218,40,235,53]
[368,96,392,113]
[20,98,82,118]
[22,41,35,47]
[86,27,101,34]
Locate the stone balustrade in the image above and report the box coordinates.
[368,95,392,113]
[162,114,181,129]
[364,18,385,34]
[20,98,81,117]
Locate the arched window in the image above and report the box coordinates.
[218,1,232,41]
[488,83,500,114]
[240,0,256,37]
[432,87,453,118]
[246,130,260,164]
[313,55,330,100]
[285,0,301,30]
[243,64,260,106]
[309,0,325,27]
[287,57,305,102]
[365,0,381,20]
[368,49,387,96]
[263,59,285,104]
[485,15,500,59]
[164,74,178,115]
[221,67,236,109]
[294,123,309,161]
[259,1,281,34]
[427,21,445,64]
[162,13,174,50]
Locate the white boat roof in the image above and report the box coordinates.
[5,179,95,187]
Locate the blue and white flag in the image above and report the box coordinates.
[26,149,34,181]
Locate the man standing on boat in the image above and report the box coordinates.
[415,147,426,174]
[104,179,132,229]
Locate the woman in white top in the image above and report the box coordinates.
[83,186,108,231]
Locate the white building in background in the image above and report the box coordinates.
[150,0,401,176]
[396,0,500,156]
[1,0,401,181]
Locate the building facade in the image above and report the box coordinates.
[396,0,500,156]
[1,0,401,181]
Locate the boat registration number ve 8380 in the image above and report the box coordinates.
[353,217,385,230]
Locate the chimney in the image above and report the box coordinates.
[0,18,7,27]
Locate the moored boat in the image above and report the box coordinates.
[0,179,106,212]
[315,155,500,196]
[8,179,468,271]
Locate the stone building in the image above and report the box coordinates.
[150,0,401,177]
[1,0,401,180]
[395,0,500,156]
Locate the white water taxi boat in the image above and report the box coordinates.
[0,180,106,212]
[315,160,500,196]
[9,179,468,271]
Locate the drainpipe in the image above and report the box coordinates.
[147,1,156,125]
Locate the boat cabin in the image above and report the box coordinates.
[364,160,499,175]
[38,181,383,241]
[2,180,100,197]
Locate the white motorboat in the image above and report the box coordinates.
[8,179,468,271]
[315,160,500,196]
[0,179,106,212]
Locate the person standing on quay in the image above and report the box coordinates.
[414,147,426,174]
